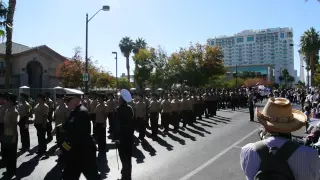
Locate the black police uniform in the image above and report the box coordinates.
[61,104,99,179]
[115,103,134,180]
[248,96,254,121]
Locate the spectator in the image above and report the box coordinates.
[240,97,320,180]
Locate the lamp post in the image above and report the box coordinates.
[84,5,110,94]
[112,52,118,90]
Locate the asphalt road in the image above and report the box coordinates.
[0,104,304,180]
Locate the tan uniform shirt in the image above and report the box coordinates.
[96,103,108,124]
[171,99,180,112]
[54,103,69,126]
[90,100,98,114]
[106,99,115,113]
[180,98,189,111]
[149,99,160,113]
[34,103,49,126]
[4,106,19,140]
[161,99,172,113]
[135,101,146,118]
[18,101,30,117]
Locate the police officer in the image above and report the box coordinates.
[2,93,19,178]
[18,93,31,151]
[55,88,100,179]
[114,89,134,180]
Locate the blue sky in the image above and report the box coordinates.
[12,0,320,77]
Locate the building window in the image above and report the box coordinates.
[280,33,285,38]
[247,36,254,42]
[210,40,215,46]
[237,37,244,43]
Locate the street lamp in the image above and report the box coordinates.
[84,5,110,94]
[112,52,118,90]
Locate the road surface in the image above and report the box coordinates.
[0,105,304,180]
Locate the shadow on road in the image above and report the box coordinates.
[185,127,205,137]
[43,164,62,180]
[132,146,145,164]
[191,124,211,134]
[16,155,41,179]
[197,119,218,125]
[178,130,196,141]
[167,132,186,145]
[214,115,231,121]
[155,136,173,151]
[195,121,213,128]
[141,140,157,156]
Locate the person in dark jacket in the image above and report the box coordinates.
[114,89,134,180]
[54,88,99,180]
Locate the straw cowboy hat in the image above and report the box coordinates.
[256,97,307,133]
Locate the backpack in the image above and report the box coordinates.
[254,140,299,180]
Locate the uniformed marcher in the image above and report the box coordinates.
[18,93,31,151]
[45,92,54,142]
[95,94,108,152]
[34,93,49,154]
[55,88,100,179]
[89,94,98,137]
[171,93,181,133]
[114,89,134,180]
[161,94,172,133]
[149,93,160,140]
[2,93,19,178]
[135,94,147,141]
[106,93,116,135]
[54,94,69,145]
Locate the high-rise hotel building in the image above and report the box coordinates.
[207,27,295,82]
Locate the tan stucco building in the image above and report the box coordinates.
[0,42,65,90]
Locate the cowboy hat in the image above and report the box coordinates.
[256,97,307,133]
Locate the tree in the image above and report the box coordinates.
[133,48,154,90]
[148,46,168,89]
[4,0,16,89]
[300,27,320,86]
[95,72,116,88]
[278,68,295,88]
[119,37,134,82]
[118,77,132,89]
[133,38,147,85]
[56,47,99,89]
[313,64,320,86]
[166,43,225,88]
[226,78,245,88]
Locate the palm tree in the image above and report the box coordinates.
[133,38,147,54]
[132,38,147,86]
[300,27,320,86]
[119,37,134,82]
[4,0,16,89]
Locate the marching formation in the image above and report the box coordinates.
[0,87,266,180]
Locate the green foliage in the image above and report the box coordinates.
[56,47,115,89]
[133,48,154,89]
[226,78,245,88]
[118,77,132,89]
[300,27,320,86]
[278,68,295,88]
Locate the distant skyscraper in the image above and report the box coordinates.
[207,27,295,83]
[299,50,306,83]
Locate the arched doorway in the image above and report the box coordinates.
[26,61,43,89]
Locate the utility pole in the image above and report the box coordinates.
[112,52,118,90]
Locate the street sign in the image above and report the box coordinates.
[83,73,89,82]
